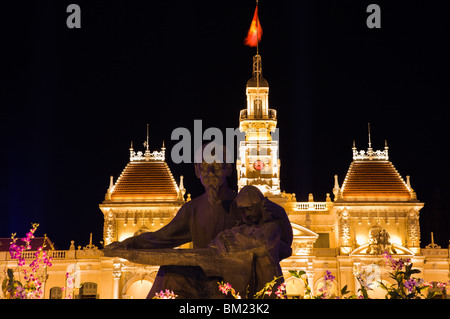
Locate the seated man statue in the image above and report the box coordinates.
[105,143,292,298]
[209,185,293,298]
[106,143,240,298]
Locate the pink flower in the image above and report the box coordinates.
[153,289,177,299]
[218,282,233,294]
[275,283,286,299]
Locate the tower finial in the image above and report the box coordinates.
[368,123,372,149]
[109,175,114,191]
[129,140,136,161]
[144,123,150,151]
[333,174,340,201]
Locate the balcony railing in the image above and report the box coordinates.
[294,202,328,211]
[5,250,68,260]
[240,109,277,121]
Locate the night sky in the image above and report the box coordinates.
[2,1,450,249]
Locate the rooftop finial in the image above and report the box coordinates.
[425,232,441,249]
[129,141,136,161]
[144,124,150,152]
[109,175,114,191]
[352,124,389,161]
[333,174,340,201]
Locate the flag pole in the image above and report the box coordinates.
[256,0,259,56]
[256,0,260,92]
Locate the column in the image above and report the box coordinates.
[113,260,122,299]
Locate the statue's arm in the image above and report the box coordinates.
[263,198,293,259]
[105,203,193,250]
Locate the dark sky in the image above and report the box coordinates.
[2,1,450,249]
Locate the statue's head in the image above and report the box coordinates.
[235,185,265,226]
[194,142,233,204]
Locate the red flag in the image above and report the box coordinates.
[244,6,262,47]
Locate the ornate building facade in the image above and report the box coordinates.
[1,54,449,299]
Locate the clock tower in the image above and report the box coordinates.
[236,54,280,195]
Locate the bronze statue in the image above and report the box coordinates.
[104,144,293,298]
[209,185,293,297]
[105,144,239,298]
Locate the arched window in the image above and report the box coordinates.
[253,98,262,118]
[49,286,62,299]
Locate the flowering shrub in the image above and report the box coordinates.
[378,252,434,299]
[218,276,286,299]
[218,281,241,299]
[423,281,448,299]
[153,289,178,299]
[289,270,354,299]
[2,223,52,299]
[353,264,379,299]
[315,270,337,299]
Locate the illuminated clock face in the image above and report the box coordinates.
[253,160,265,171]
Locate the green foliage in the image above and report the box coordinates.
[378,252,435,299]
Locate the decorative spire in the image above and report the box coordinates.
[84,233,97,250]
[406,175,411,189]
[333,174,340,201]
[178,175,186,201]
[252,54,262,87]
[352,124,389,161]
[109,175,114,192]
[144,123,150,156]
[425,232,441,249]
[367,123,373,155]
[129,125,165,162]
[105,175,115,200]
[405,175,417,200]
[129,141,135,160]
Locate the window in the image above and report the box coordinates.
[314,233,330,248]
[253,98,262,118]
[49,286,62,299]
[78,282,98,299]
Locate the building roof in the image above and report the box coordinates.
[246,75,269,88]
[108,161,180,202]
[340,160,412,201]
